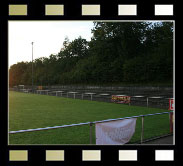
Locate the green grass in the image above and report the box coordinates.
[9,91,170,144]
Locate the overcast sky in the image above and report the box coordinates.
[8,21,94,68]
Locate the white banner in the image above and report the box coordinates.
[96,118,137,145]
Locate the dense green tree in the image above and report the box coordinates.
[9,22,173,87]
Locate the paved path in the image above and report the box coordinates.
[143,135,173,144]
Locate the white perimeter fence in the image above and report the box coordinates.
[11,88,173,109]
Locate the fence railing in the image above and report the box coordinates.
[11,88,172,109]
[9,111,173,144]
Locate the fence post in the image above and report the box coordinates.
[147,97,149,107]
[141,116,144,144]
[89,122,93,144]
[169,112,173,133]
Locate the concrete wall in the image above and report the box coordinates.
[24,85,173,98]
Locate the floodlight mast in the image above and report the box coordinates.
[31,42,34,93]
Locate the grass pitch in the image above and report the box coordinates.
[9,91,170,144]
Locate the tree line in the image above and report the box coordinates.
[9,22,173,87]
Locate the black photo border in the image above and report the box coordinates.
[0,0,180,166]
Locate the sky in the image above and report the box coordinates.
[8,21,94,68]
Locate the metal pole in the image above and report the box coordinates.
[147,97,149,107]
[141,116,144,144]
[89,122,93,144]
[31,42,34,93]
